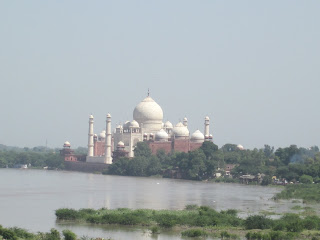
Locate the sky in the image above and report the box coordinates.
[0,1,319,150]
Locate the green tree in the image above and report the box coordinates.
[263,144,274,158]
[299,174,313,184]
[134,142,152,158]
[200,141,218,158]
[221,144,238,152]
[187,150,206,180]
[127,156,149,176]
[146,156,161,176]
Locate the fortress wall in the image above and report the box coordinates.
[189,142,203,151]
[148,141,172,155]
[173,139,190,153]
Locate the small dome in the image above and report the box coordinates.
[130,120,140,128]
[173,122,189,138]
[63,141,71,147]
[123,121,130,129]
[94,134,98,137]
[155,129,169,141]
[117,141,125,147]
[237,144,244,150]
[183,117,188,121]
[116,125,123,129]
[205,116,210,120]
[191,130,204,141]
[164,121,173,129]
[107,113,111,118]
[89,115,94,119]
[99,131,106,139]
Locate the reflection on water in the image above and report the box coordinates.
[0,169,305,239]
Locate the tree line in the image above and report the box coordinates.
[107,142,320,184]
[0,151,65,169]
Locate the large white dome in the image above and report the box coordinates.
[133,96,163,131]
[172,122,189,138]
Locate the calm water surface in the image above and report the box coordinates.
[0,169,302,239]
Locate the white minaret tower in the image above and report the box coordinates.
[88,115,94,157]
[204,116,210,141]
[183,117,188,127]
[105,113,112,164]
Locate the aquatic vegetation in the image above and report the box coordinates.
[56,206,243,228]
[275,184,320,203]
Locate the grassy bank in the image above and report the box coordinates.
[0,225,110,240]
[275,184,320,203]
[55,206,320,239]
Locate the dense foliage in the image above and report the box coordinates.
[107,142,320,183]
[0,151,65,169]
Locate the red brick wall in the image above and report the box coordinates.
[148,140,203,155]
[189,142,203,151]
[148,141,172,155]
[94,141,105,156]
[173,139,190,153]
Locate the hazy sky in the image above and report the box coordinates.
[0,1,319,150]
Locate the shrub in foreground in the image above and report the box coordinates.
[62,230,77,240]
[244,215,273,230]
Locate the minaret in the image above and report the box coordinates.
[183,117,188,127]
[204,116,210,140]
[87,115,94,157]
[105,113,112,164]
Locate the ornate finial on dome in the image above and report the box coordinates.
[147,88,150,97]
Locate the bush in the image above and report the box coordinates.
[56,208,80,220]
[245,232,264,240]
[181,229,207,237]
[184,204,198,210]
[155,213,180,228]
[150,226,159,234]
[303,215,320,230]
[62,230,77,240]
[300,174,313,184]
[9,227,34,239]
[48,228,61,240]
[281,213,303,232]
[221,231,231,239]
[244,215,273,230]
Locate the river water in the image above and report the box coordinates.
[0,169,300,239]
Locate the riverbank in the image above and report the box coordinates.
[55,205,320,240]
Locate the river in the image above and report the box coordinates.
[0,169,298,239]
